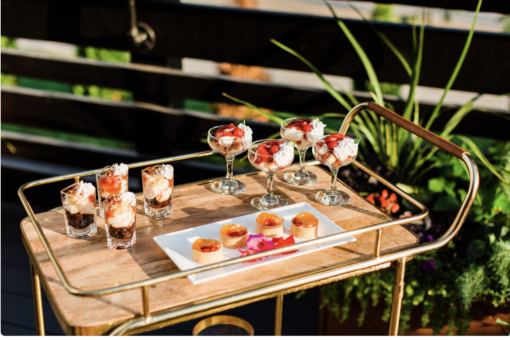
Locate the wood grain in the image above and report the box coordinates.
[21,165,418,334]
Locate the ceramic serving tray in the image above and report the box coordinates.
[153,202,356,284]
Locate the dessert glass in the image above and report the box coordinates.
[96,163,129,218]
[207,123,252,195]
[142,164,174,219]
[103,192,137,250]
[60,181,97,239]
[312,133,359,206]
[280,117,325,186]
[248,139,295,210]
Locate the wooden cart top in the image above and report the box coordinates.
[21,165,418,334]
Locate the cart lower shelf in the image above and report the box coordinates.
[21,164,418,335]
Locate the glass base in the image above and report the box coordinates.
[211,179,247,195]
[66,223,97,239]
[315,190,351,206]
[284,171,318,186]
[107,235,136,250]
[251,195,288,211]
[145,202,172,219]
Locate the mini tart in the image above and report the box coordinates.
[255,213,284,238]
[191,238,223,265]
[220,223,249,249]
[291,212,319,239]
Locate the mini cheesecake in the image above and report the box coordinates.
[220,223,249,249]
[191,238,223,265]
[255,213,284,238]
[291,212,319,239]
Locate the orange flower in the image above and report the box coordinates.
[367,195,375,204]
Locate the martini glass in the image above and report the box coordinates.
[280,117,320,186]
[248,139,295,210]
[207,124,251,195]
[312,134,358,206]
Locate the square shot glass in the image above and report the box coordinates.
[60,181,97,239]
[96,163,129,218]
[142,164,174,219]
[103,192,137,250]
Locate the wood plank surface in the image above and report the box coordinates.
[21,165,418,334]
[3,0,509,94]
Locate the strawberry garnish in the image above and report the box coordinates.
[302,124,313,132]
[269,145,281,154]
[233,127,245,138]
[327,141,338,149]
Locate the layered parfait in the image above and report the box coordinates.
[61,181,97,239]
[97,163,129,218]
[280,117,326,186]
[142,164,174,219]
[207,123,253,195]
[103,192,137,250]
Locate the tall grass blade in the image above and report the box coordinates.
[424,0,483,130]
[222,93,284,125]
[325,2,384,105]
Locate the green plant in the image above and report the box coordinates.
[224,0,507,186]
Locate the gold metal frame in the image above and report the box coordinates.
[18,103,479,336]
[192,315,254,336]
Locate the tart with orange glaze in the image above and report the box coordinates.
[291,212,319,239]
[220,223,249,249]
[255,212,284,238]
[191,238,223,264]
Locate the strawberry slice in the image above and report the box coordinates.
[302,124,313,132]
[269,144,281,154]
[233,127,245,138]
[327,141,338,149]
[254,144,272,163]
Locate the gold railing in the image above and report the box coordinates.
[18,102,479,335]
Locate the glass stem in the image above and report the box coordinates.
[298,149,307,173]
[265,173,274,198]
[330,168,339,193]
[225,157,235,183]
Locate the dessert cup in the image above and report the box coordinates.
[192,238,223,264]
[248,139,295,211]
[219,224,249,249]
[291,212,319,239]
[255,212,284,238]
[142,164,174,219]
[312,133,359,206]
[103,192,137,250]
[96,163,129,218]
[280,117,325,186]
[208,123,253,195]
[61,181,97,239]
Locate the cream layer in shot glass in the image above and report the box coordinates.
[103,192,137,250]
[60,181,97,239]
[142,164,174,219]
[96,163,129,218]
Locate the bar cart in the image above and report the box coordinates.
[18,102,479,335]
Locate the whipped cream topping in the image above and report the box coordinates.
[238,123,253,138]
[274,144,294,168]
[110,163,128,176]
[152,164,173,180]
[283,127,303,142]
[144,177,171,200]
[333,137,358,162]
[318,143,328,155]
[218,136,234,147]
[309,119,326,140]
[105,192,136,228]
[63,181,96,215]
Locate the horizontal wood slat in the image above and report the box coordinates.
[2,0,509,94]
[2,86,509,142]
[347,0,510,13]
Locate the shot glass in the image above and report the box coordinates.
[142,164,174,219]
[61,181,97,239]
[280,117,325,186]
[103,192,137,250]
[312,133,359,206]
[96,163,129,218]
[248,139,295,210]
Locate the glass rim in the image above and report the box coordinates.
[97,164,129,177]
[248,139,290,156]
[60,182,95,196]
[280,117,313,128]
[312,133,355,146]
[141,163,174,175]
[207,123,240,139]
[103,191,136,206]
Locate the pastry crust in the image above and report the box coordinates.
[219,224,249,249]
[255,213,284,238]
[291,213,319,239]
[191,238,223,264]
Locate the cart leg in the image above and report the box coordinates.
[30,262,45,336]
[274,294,284,336]
[389,257,406,336]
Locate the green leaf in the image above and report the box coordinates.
[222,93,284,125]
[466,239,486,260]
[325,2,384,105]
[428,177,446,193]
[433,195,461,212]
[354,137,361,144]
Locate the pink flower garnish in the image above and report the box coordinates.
[239,234,275,262]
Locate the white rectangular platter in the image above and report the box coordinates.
[153,202,356,284]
